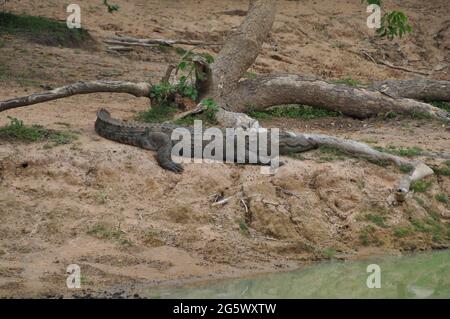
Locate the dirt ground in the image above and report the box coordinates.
[0,0,449,298]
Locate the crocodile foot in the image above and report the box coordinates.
[159,160,184,173]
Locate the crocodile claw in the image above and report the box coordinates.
[163,161,184,174]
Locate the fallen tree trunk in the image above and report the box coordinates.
[225,74,450,121]
[0,80,152,112]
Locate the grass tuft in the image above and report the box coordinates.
[410,180,432,193]
[316,146,348,162]
[237,218,250,236]
[434,166,450,176]
[399,164,414,173]
[429,101,450,114]
[137,105,178,124]
[373,145,422,158]
[359,225,383,246]
[365,213,387,228]
[0,117,78,146]
[87,222,132,246]
[322,247,337,259]
[435,193,449,204]
[393,226,412,238]
[247,104,339,120]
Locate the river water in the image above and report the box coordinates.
[139,250,449,299]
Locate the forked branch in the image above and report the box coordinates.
[0,80,152,112]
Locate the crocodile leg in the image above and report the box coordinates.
[139,129,184,173]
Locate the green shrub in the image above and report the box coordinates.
[410,180,432,193]
[399,164,413,173]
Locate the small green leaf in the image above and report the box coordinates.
[178,61,187,71]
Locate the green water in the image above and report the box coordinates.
[144,250,449,299]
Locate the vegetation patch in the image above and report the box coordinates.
[384,111,398,119]
[409,218,446,242]
[393,226,412,238]
[434,165,450,176]
[87,222,132,246]
[399,164,414,173]
[0,116,78,146]
[366,157,390,167]
[411,111,433,120]
[137,104,178,124]
[410,218,429,232]
[410,180,432,193]
[236,218,250,236]
[315,146,348,162]
[96,191,109,205]
[429,101,450,114]
[365,213,387,228]
[140,51,218,125]
[322,247,337,259]
[0,12,93,48]
[359,226,383,246]
[435,193,449,204]
[138,97,219,126]
[244,71,258,79]
[247,104,339,120]
[374,145,422,158]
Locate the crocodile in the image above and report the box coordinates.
[95,108,317,172]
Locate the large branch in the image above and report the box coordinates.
[371,79,450,101]
[210,0,277,98]
[0,81,152,112]
[290,132,434,202]
[226,74,450,121]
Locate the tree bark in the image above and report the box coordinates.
[0,81,152,112]
[210,0,277,101]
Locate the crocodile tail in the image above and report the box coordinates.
[97,108,111,120]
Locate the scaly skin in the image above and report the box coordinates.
[95,108,317,172]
